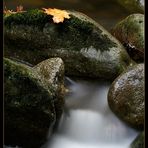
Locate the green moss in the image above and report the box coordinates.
[4,58,55,110]
[4,57,57,147]
[112,14,144,62]
[60,14,117,51]
[68,15,93,31]
[4,57,32,78]
[4,9,51,28]
[4,9,117,52]
[4,9,131,79]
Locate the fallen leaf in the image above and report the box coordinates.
[42,8,70,23]
[3,9,16,14]
[3,5,15,14]
[3,5,26,14]
[16,5,24,12]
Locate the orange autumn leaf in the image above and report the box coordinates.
[16,5,25,12]
[3,5,26,14]
[3,5,16,14]
[42,8,70,23]
[3,9,15,14]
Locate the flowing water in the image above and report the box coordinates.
[4,1,143,147]
[42,77,139,148]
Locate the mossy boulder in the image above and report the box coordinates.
[111,14,144,62]
[108,64,144,130]
[4,57,65,148]
[4,9,132,80]
[131,131,144,148]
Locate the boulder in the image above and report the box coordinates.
[131,131,144,148]
[111,14,144,62]
[116,0,144,13]
[108,64,144,129]
[4,57,65,148]
[4,9,132,80]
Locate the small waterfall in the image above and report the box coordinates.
[65,77,76,86]
[42,78,139,148]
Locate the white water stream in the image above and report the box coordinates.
[42,78,139,148]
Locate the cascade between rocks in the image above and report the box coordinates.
[42,77,139,148]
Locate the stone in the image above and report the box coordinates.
[111,14,144,62]
[116,0,144,13]
[4,57,65,148]
[131,131,144,148]
[108,64,144,129]
[4,9,132,80]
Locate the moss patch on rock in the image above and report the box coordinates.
[4,9,117,51]
[4,9,132,80]
[111,14,144,62]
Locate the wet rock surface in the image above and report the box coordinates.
[108,64,144,130]
[130,131,144,148]
[4,9,132,80]
[111,14,144,62]
[4,57,65,148]
[3,2,144,147]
